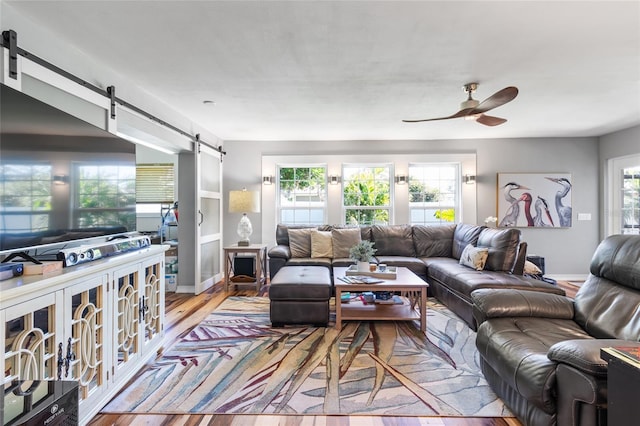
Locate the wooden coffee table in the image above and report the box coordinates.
[333,266,429,333]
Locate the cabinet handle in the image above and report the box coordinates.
[198,210,204,226]
[139,295,149,322]
[57,341,64,380]
[64,337,76,378]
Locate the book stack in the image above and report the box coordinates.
[337,275,383,284]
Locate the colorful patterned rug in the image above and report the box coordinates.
[102,296,512,416]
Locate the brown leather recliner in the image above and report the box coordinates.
[471,234,640,426]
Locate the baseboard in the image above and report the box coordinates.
[546,274,588,282]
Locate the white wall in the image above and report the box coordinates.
[224,137,599,275]
[599,125,640,160]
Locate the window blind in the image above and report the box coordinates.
[136,163,175,203]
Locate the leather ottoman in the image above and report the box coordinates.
[269,265,332,327]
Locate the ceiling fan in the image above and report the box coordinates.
[403,83,519,127]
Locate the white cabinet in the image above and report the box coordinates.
[1,246,166,425]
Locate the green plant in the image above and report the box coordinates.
[434,208,456,222]
[349,240,377,262]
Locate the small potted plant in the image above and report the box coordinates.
[349,240,377,272]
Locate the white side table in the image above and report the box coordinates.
[223,243,268,292]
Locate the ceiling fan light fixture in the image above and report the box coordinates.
[460,98,479,110]
[402,83,518,127]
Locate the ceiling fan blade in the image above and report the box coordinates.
[476,114,507,126]
[402,107,476,123]
[470,86,518,115]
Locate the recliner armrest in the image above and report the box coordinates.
[548,339,640,376]
[471,288,574,325]
[268,245,291,259]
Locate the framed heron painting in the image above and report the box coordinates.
[497,173,572,228]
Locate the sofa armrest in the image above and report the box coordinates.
[549,339,640,376]
[268,244,291,260]
[471,288,574,325]
[512,241,527,275]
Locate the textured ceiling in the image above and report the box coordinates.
[5,1,640,142]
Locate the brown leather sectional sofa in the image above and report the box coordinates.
[471,234,640,426]
[267,222,565,330]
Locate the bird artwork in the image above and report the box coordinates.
[518,193,535,226]
[533,196,555,227]
[546,177,572,227]
[496,174,572,229]
[498,182,530,227]
[515,193,555,227]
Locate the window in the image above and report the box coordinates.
[135,163,175,215]
[136,163,175,204]
[75,163,136,229]
[342,165,391,225]
[408,163,459,225]
[0,163,52,232]
[278,166,327,225]
[622,166,640,234]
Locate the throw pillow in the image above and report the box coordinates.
[310,230,333,258]
[524,260,543,275]
[288,228,314,258]
[459,244,489,271]
[331,228,362,259]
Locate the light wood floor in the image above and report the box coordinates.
[89,282,527,426]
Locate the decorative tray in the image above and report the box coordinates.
[345,265,397,279]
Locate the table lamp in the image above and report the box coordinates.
[229,188,260,246]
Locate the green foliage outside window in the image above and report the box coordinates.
[408,180,440,203]
[76,165,136,229]
[434,208,456,222]
[279,167,325,192]
[343,168,390,225]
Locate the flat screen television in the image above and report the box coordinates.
[0,83,137,257]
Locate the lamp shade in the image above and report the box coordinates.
[229,189,260,213]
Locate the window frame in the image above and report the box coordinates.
[74,161,137,229]
[276,164,328,226]
[0,162,53,233]
[341,163,393,225]
[407,162,461,225]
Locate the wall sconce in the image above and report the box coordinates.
[53,175,69,185]
[329,175,341,185]
[464,174,476,184]
[395,175,408,185]
[263,176,273,185]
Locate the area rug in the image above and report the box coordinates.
[103,296,512,417]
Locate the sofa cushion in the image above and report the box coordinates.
[413,224,455,257]
[459,244,489,271]
[426,258,565,300]
[452,223,484,260]
[477,227,521,272]
[524,260,543,275]
[375,255,428,279]
[310,230,333,258]
[371,224,415,257]
[331,227,362,258]
[288,228,314,258]
[286,257,332,269]
[276,224,332,246]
